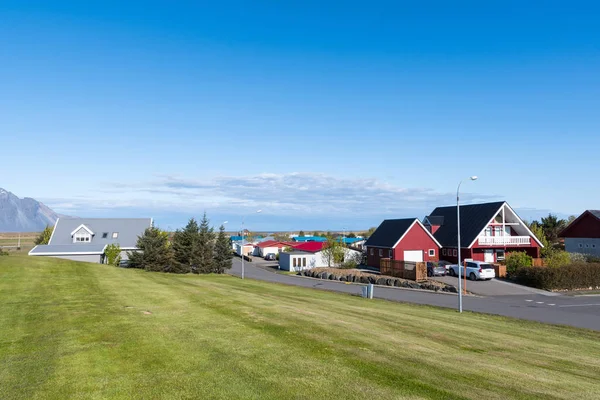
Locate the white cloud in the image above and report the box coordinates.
[42,172,498,219]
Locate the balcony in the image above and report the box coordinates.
[478,236,531,246]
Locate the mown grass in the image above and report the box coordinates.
[1,255,600,399]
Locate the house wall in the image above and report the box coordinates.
[257,246,284,257]
[440,247,472,264]
[367,225,439,268]
[561,214,600,238]
[49,254,103,263]
[279,252,318,271]
[565,238,600,257]
[392,224,440,263]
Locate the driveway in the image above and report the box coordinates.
[430,275,554,297]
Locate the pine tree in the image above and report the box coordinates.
[171,218,201,273]
[127,227,174,272]
[197,212,215,273]
[213,224,233,273]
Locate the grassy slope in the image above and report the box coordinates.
[1,256,599,400]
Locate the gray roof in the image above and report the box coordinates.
[49,217,152,248]
[29,244,107,255]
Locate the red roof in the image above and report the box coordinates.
[291,241,326,253]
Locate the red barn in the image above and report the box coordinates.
[365,218,441,268]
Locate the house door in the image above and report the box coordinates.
[403,250,423,262]
[484,250,494,263]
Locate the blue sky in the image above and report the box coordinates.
[2,1,599,231]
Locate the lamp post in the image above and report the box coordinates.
[241,210,262,280]
[457,176,478,313]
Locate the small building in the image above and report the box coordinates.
[279,242,362,272]
[425,201,544,263]
[29,217,152,263]
[365,218,441,269]
[254,240,292,257]
[234,241,256,257]
[560,210,600,257]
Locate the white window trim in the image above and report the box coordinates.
[379,249,383,257]
[112,232,119,239]
[428,249,435,257]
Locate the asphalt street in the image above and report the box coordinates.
[230,258,600,331]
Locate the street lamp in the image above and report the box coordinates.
[241,210,262,279]
[457,176,478,313]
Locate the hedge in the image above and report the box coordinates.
[514,262,600,290]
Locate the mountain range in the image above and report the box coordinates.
[0,188,61,232]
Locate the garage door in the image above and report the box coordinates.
[403,250,423,262]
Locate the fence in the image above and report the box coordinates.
[379,258,427,281]
[532,258,546,267]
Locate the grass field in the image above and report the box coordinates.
[1,255,600,399]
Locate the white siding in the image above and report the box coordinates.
[279,248,362,271]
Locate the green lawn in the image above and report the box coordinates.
[1,256,600,399]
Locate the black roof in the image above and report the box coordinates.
[429,201,505,248]
[365,219,417,248]
[590,210,600,219]
[424,216,444,226]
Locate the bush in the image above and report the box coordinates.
[545,250,571,269]
[505,252,533,275]
[514,263,600,290]
[340,260,358,269]
[569,252,587,264]
[105,244,122,267]
[0,249,9,256]
[585,254,600,263]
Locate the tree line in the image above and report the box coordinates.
[128,213,232,274]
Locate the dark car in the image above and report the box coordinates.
[264,253,277,261]
[427,262,446,277]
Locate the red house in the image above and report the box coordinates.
[424,201,544,263]
[365,218,442,268]
[559,210,600,257]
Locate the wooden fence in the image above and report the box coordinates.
[379,258,427,281]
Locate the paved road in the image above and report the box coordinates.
[230,259,600,331]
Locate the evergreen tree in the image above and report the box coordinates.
[197,212,215,273]
[213,224,233,273]
[171,218,201,273]
[127,227,174,272]
[299,230,305,237]
[34,225,53,245]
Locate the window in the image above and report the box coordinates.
[302,258,306,267]
[112,232,119,239]
[73,232,91,243]
[586,244,590,248]
[379,249,383,257]
[484,227,492,237]
[453,249,457,257]
[579,243,584,248]
[102,232,108,239]
[496,250,505,261]
[293,258,297,267]
[442,249,446,256]
[428,249,435,257]
[370,248,373,255]
[389,249,392,257]
[593,244,597,248]
[494,226,503,236]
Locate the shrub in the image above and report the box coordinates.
[569,252,587,264]
[105,244,122,267]
[34,225,53,245]
[0,249,9,256]
[585,254,600,263]
[514,263,600,290]
[505,252,533,275]
[545,250,571,268]
[340,260,358,269]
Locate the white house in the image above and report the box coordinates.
[278,242,362,272]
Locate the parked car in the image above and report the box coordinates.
[264,253,277,261]
[448,261,496,280]
[427,262,446,277]
[437,260,452,272]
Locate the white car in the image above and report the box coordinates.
[448,261,496,281]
